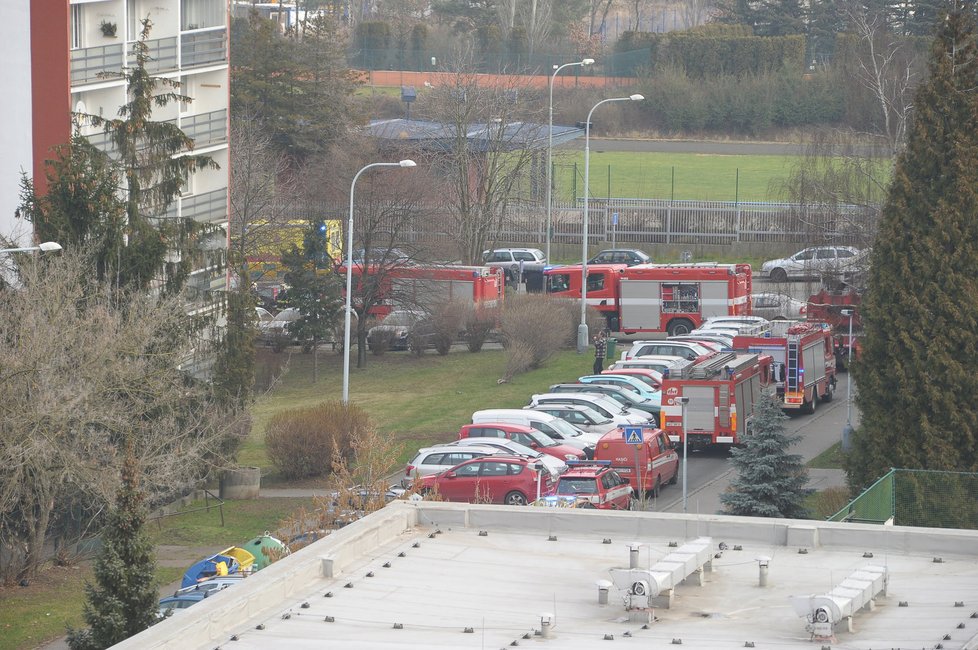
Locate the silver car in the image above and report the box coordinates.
[751,292,807,320]
[761,246,863,282]
[525,403,620,436]
[402,445,501,488]
[448,438,568,476]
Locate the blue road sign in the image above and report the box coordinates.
[623,426,643,445]
[612,212,619,226]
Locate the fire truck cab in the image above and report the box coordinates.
[659,352,772,449]
[545,263,753,336]
[733,321,836,414]
[339,263,504,319]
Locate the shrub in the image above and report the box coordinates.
[464,308,496,352]
[429,301,469,356]
[500,295,574,380]
[265,402,372,479]
[368,328,393,355]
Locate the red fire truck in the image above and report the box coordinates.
[339,263,504,318]
[545,263,753,335]
[807,288,862,371]
[732,321,837,414]
[659,352,772,449]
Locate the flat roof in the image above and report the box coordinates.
[119,502,978,649]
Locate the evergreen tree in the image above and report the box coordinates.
[847,4,978,488]
[720,393,812,518]
[66,443,158,650]
[84,18,218,293]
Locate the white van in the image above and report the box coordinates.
[471,409,599,455]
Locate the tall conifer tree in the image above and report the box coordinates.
[848,4,978,488]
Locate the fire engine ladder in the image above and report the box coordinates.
[690,353,740,379]
[786,338,800,393]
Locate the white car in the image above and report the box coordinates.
[402,445,505,488]
[448,438,567,476]
[608,355,688,376]
[700,315,771,329]
[525,403,620,436]
[761,246,863,282]
[622,340,713,361]
[529,393,650,426]
[259,307,300,345]
[751,292,807,320]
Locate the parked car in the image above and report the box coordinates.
[587,249,652,266]
[482,248,547,282]
[526,403,620,436]
[459,423,585,461]
[418,455,554,505]
[670,332,734,349]
[751,292,807,320]
[448,438,568,476]
[579,374,660,403]
[255,306,274,325]
[367,309,431,351]
[548,463,634,510]
[471,408,600,452]
[607,356,688,377]
[529,393,650,426]
[700,315,772,329]
[760,246,864,282]
[622,340,714,361]
[402,445,502,488]
[548,382,660,421]
[158,592,209,618]
[601,367,665,389]
[259,307,301,346]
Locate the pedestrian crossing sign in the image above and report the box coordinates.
[623,426,643,445]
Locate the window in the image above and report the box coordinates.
[836,248,855,258]
[547,273,570,293]
[510,432,534,446]
[601,474,614,489]
[445,453,475,465]
[127,0,138,41]
[793,249,815,261]
[181,0,224,30]
[514,251,536,262]
[422,453,445,465]
[586,273,605,292]
[471,427,503,438]
[454,462,481,477]
[480,461,510,477]
[506,463,524,475]
[488,251,511,263]
[815,248,836,260]
[70,4,83,49]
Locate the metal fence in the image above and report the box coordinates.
[829,468,978,529]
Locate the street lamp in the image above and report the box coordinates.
[577,94,644,353]
[676,396,690,513]
[0,241,62,254]
[342,160,416,404]
[546,57,594,262]
[841,308,854,451]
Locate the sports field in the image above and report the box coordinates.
[550,150,804,203]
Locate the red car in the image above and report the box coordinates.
[602,367,663,390]
[418,455,554,505]
[459,423,586,461]
[551,462,634,510]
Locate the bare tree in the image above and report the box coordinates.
[679,0,713,30]
[842,1,920,154]
[229,117,298,288]
[588,0,617,36]
[416,48,547,266]
[0,250,245,582]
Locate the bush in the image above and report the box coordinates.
[368,328,393,355]
[464,308,497,352]
[430,301,469,356]
[265,402,372,479]
[500,295,580,380]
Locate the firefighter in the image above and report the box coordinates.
[593,330,607,374]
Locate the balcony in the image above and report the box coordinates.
[70,43,124,85]
[182,187,227,224]
[182,109,227,148]
[181,28,227,68]
[131,37,178,74]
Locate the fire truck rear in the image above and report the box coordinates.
[341,264,504,318]
[659,352,772,449]
[807,288,862,371]
[732,321,837,414]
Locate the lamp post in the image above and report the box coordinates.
[841,308,854,452]
[0,241,62,254]
[342,160,416,404]
[546,58,594,263]
[676,396,690,513]
[577,94,644,353]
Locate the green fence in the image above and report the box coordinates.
[829,468,978,529]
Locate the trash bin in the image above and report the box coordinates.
[605,337,617,361]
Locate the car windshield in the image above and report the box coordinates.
[498,440,542,458]
[557,477,598,496]
[623,375,659,389]
[527,430,559,447]
[547,418,583,438]
[272,309,299,322]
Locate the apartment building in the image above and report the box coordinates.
[12,0,229,300]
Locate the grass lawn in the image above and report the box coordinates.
[147,497,318,547]
[244,346,594,474]
[807,441,845,470]
[551,151,801,203]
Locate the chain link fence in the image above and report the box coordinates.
[829,469,978,529]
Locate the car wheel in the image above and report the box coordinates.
[667,318,694,336]
[821,382,834,402]
[802,392,817,414]
[770,268,788,283]
[667,465,678,485]
[504,491,528,506]
[624,497,634,511]
[649,476,661,500]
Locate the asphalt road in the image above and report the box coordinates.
[642,373,854,515]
